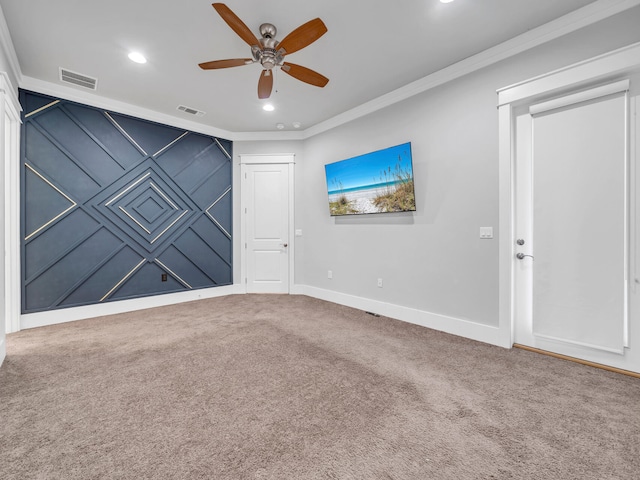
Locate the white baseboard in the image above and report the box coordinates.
[293,285,511,348]
[20,284,244,330]
[0,337,5,367]
[19,283,509,350]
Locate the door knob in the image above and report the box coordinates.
[281,243,288,248]
[516,253,533,260]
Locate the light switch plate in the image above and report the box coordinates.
[480,227,493,239]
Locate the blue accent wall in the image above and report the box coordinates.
[20,90,233,313]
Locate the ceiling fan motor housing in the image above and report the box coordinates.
[256,23,282,70]
[259,48,283,70]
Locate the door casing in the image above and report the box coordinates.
[498,42,640,371]
[239,154,295,294]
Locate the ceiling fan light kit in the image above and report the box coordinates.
[199,3,329,99]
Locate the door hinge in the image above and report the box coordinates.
[245,207,247,214]
[245,242,247,249]
[245,172,247,179]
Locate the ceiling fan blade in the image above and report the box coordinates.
[281,62,329,88]
[199,58,253,69]
[212,3,260,47]
[258,70,273,99]
[277,18,327,55]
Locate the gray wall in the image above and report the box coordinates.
[292,7,640,327]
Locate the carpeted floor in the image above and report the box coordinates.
[1,294,639,479]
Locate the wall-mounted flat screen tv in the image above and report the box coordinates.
[324,142,416,216]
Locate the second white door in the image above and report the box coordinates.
[243,163,291,293]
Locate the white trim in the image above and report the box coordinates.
[498,42,640,364]
[2,73,21,335]
[240,154,295,294]
[632,95,639,298]
[533,332,625,355]
[239,153,296,164]
[287,163,295,290]
[19,75,234,141]
[498,42,640,106]
[21,282,507,347]
[304,0,640,139]
[624,90,631,348]
[0,72,20,115]
[529,79,630,115]
[240,164,247,293]
[20,284,243,330]
[498,103,516,348]
[0,337,5,367]
[9,1,639,142]
[295,285,509,348]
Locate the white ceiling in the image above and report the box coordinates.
[1,0,603,133]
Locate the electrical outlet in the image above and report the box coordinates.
[377,278,383,288]
[161,273,168,282]
[328,270,333,279]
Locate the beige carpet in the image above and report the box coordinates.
[1,294,638,479]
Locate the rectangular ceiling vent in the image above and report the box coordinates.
[177,105,205,117]
[59,68,98,90]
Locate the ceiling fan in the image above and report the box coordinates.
[199,3,329,99]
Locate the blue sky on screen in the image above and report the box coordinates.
[325,142,413,191]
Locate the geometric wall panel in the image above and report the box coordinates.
[20,90,233,313]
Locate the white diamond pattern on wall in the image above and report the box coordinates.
[20,90,233,313]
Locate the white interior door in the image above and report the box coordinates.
[243,162,291,294]
[514,82,631,367]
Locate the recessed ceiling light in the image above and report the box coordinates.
[440,0,455,3]
[128,52,147,64]
[292,122,301,129]
[276,123,285,130]
[262,104,275,112]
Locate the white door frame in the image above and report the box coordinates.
[497,42,640,353]
[239,154,295,294]
[1,74,21,342]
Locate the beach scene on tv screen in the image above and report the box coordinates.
[325,142,416,216]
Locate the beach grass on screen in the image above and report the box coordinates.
[325,142,416,216]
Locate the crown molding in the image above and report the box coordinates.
[303,0,640,139]
[20,75,236,140]
[0,3,22,86]
[5,0,640,142]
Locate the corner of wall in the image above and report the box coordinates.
[0,3,22,90]
[295,285,510,349]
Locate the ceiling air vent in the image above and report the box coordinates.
[177,105,205,117]
[59,68,98,90]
